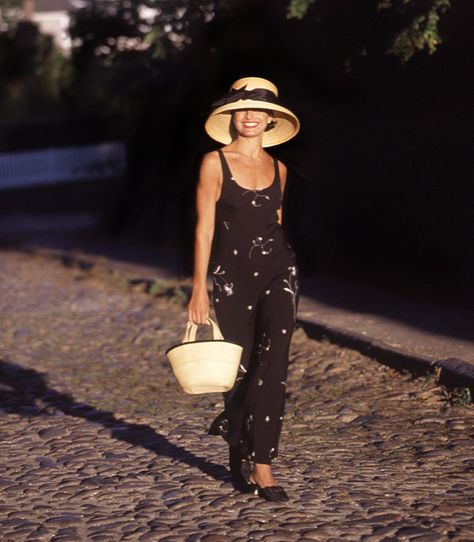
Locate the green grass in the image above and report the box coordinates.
[449,387,472,407]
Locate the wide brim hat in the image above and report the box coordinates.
[205,77,300,148]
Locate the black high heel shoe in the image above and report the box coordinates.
[253,484,289,502]
[247,475,290,502]
[229,446,253,493]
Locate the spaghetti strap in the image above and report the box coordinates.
[273,156,282,198]
[273,157,279,181]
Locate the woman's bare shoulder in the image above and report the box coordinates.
[198,151,222,187]
[199,150,221,175]
[201,150,221,164]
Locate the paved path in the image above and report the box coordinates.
[1,250,474,542]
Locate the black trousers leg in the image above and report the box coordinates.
[209,280,258,450]
[245,264,299,464]
[209,263,299,464]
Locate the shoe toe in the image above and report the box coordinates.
[258,485,289,502]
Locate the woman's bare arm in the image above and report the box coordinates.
[276,160,288,225]
[188,152,222,324]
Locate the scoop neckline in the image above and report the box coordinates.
[220,150,277,192]
[230,173,276,192]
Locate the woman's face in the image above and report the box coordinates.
[232,109,273,139]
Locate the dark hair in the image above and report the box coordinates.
[265,119,276,132]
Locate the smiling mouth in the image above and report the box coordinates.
[243,122,259,128]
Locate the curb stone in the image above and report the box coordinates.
[297,318,474,395]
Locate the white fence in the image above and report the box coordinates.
[0,142,127,191]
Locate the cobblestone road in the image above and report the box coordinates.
[1,250,473,542]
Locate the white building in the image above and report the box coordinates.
[25,0,72,51]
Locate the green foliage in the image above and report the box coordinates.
[0,0,22,31]
[69,0,216,61]
[288,0,450,63]
[147,279,188,305]
[449,387,472,407]
[0,21,70,118]
[287,0,315,19]
[383,0,451,63]
[66,1,217,128]
[0,0,455,128]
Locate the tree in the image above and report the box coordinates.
[0,0,22,32]
[287,0,451,64]
[0,20,69,119]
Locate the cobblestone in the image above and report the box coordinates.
[1,250,474,541]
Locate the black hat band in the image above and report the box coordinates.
[212,85,280,109]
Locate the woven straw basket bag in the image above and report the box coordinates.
[166,318,243,394]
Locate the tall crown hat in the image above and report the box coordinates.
[205,77,300,147]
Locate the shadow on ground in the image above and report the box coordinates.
[0,359,229,484]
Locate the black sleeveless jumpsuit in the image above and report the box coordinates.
[208,149,299,465]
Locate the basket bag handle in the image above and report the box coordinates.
[182,317,224,343]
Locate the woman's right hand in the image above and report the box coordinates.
[188,288,210,324]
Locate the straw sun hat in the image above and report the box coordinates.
[205,77,300,147]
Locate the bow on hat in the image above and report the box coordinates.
[212,85,280,109]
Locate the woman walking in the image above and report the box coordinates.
[188,77,300,501]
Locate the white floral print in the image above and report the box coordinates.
[257,332,271,365]
[283,265,299,323]
[212,264,234,296]
[236,362,247,383]
[240,188,271,208]
[249,236,274,258]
